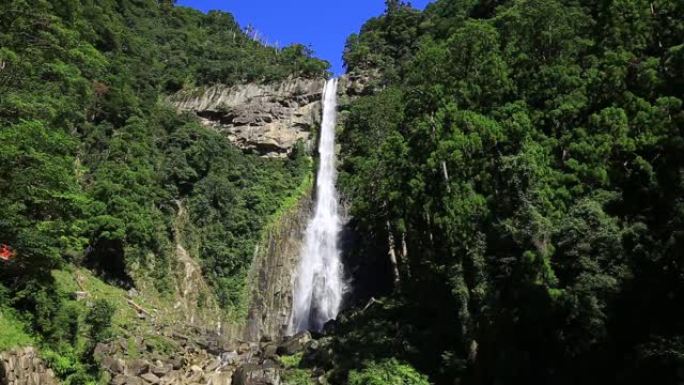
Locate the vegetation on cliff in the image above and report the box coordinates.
[2,0,683,383]
[0,0,325,383]
[336,0,683,384]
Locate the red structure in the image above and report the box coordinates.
[0,244,14,261]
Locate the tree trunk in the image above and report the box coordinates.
[399,231,411,279]
[386,220,401,290]
[441,160,451,193]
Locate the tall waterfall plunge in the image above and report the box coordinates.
[291,78,346,332]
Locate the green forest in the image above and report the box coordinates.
[1,0,683,384]
[0,0,325,383]
[331,0,684,384]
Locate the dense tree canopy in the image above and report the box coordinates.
[0,0,324,292]
[0,1,323,382]
[337,0,684,384]
[1,0,682,383]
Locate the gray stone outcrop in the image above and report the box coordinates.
[0,347,58,385]
[169,78,326,157]
[168,72,378,158]
[243,190,313,342]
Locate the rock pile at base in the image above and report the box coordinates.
[90,330,318,385]
[0,347,58,385]
[0,325,331,385]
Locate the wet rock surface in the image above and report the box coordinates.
[243,191,314,343]
[276,331,312,356]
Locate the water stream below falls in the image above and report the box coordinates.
[291,78,346,333]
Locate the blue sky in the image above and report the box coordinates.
[176,0,432,75]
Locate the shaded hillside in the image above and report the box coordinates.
[0,1,327,383]
[330,0,684,384]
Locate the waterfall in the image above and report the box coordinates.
[291,78,345,332]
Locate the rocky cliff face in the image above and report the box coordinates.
[168,73,377,158]
[0,348,58,385]
[225,73,378,340]
[170,200,224,333]
[243,188,313,342]
[169,78,327,157]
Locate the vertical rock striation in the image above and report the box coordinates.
[243,190,313,342]
[169,77,326,157]
[170,200,223,331]
[167,74,376,158]
[0,348,58,385]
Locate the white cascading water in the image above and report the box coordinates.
[291,78,345,332]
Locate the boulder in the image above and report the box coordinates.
[126,376,144,385]
[276,331,312,356]
[205,359,220,372]
[0,347,59,385]
[93,342,112,361]
[232,364,281,385]
[261,359,280,369]
[186,369,204,383]
[112,375,143,385]
[111,374,128,385]
[127,359,150,376]
[195,335,225,355]
[303,337,335,370]
[101,356,126,375]
[72,291,89,301]
[261,342,279,359]
[237,342,252,354]
[170,356,186,370]
[219,351,240,368]
[141,372,160,384]
[205,371,234,385]
[150,363,172,377]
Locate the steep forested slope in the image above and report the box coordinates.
[0,1,326,383]
[333,0,684,384]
